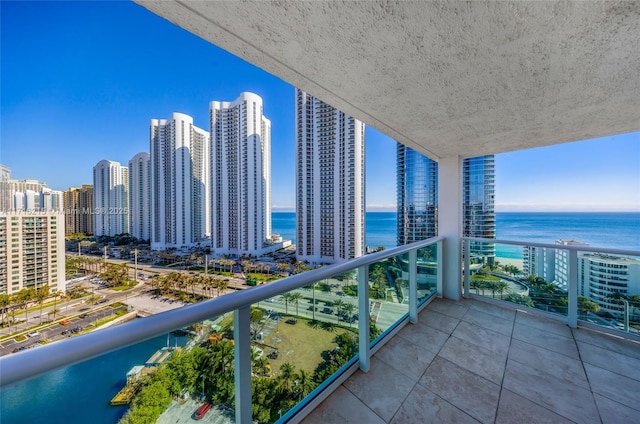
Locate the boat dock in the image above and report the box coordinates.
[145,346,175,366]
[110,365,145,405]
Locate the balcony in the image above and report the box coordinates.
[304,297,640,424]
[1,238,638,423]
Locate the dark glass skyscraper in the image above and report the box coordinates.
[463,155,496,261]
[397,145,495,260]
[396,145,438,245]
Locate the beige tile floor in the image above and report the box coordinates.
[303,298,640,424]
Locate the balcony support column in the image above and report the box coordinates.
[358,265,370,372]
[408,249,418,323]
[438,156,463,300]
[234,306,252,423]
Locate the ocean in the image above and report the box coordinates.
[273,211,640,258]
[2,212,637,422]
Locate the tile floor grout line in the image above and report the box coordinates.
[571,327,604,424]
[493,309,518,423]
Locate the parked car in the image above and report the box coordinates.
[285,318,298,325]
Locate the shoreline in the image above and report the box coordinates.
[496,256,524,269]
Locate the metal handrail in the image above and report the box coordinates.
[463,236,640,331]
[0,236,443,388]
[464,237,640,257]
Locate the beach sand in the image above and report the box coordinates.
[495,256,524,270]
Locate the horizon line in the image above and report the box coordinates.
[271,209,640,214]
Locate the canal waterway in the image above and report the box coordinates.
[1,333,187,424]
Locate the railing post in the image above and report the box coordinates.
[358,265,370,372]
[623,299,630,333]
[234,307,252,423]
[567,250,578,328]
[409,248,418,323]
[463,238,470,298]
[437,239,443,296]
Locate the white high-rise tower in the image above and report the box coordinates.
[295,89,365,264]
[150,113,209,250]
[129,152,151,241]
[210,92,272,256]
[93,160,129,236]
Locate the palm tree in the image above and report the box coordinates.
[276,262,290,276]
[289,292,303,317]
[333,299,345,323]
[0,294,10,327]
[282,293,294,314]
[293,261,306,275]
[34,285,50,324]
[342,302,356,326]
[278,362,295,395]
[494,280,510,299]
[294,369,315,400]
[216,278,228,297]
[17,288,35,323]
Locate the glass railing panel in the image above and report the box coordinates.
[250,280,360,423]
[0,314,235,424]
[369,253,409,343]
[469,242,570,318]
[417,244,438,305]
[575,250,640,336]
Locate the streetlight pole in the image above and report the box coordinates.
[134,249,138,283]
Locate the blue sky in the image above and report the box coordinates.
[2,1,638,212]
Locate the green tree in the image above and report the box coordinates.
[342,302,356,326]
[0,294,10,327]
[278,362,296,396]
[16,288,35,323]
[294,369,315,400]
[282,293,294,314]
[33,285,50,324]
[289,292,303,316]
[505,293,535,308]
[293,261,307,275]
[276,262,291,276]
[578,296,599,318]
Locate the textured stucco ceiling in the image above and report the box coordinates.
[135,0,640,160]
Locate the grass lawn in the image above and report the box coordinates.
[263,317,355,375]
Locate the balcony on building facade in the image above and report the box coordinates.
[1,237,638,423]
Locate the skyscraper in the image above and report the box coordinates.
[0,211,66,295]
[93,160,129,237]
[210,92,272,256]
[129,152,151,241]
[150,113,209,250]
[396,145,438,245]
[63,185,94,235]
[295,89,365,264]
[463,155,496,261]
[0,164,48,212]
[396,147,495,261]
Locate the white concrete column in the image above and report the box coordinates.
[438,156,463,300]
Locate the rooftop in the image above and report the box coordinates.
[304,297,640,423]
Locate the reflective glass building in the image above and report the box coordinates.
[396,145,438,245]
[397,146,495,260]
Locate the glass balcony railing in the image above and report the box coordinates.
[463,237,640,336]
[0,237,443,424]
